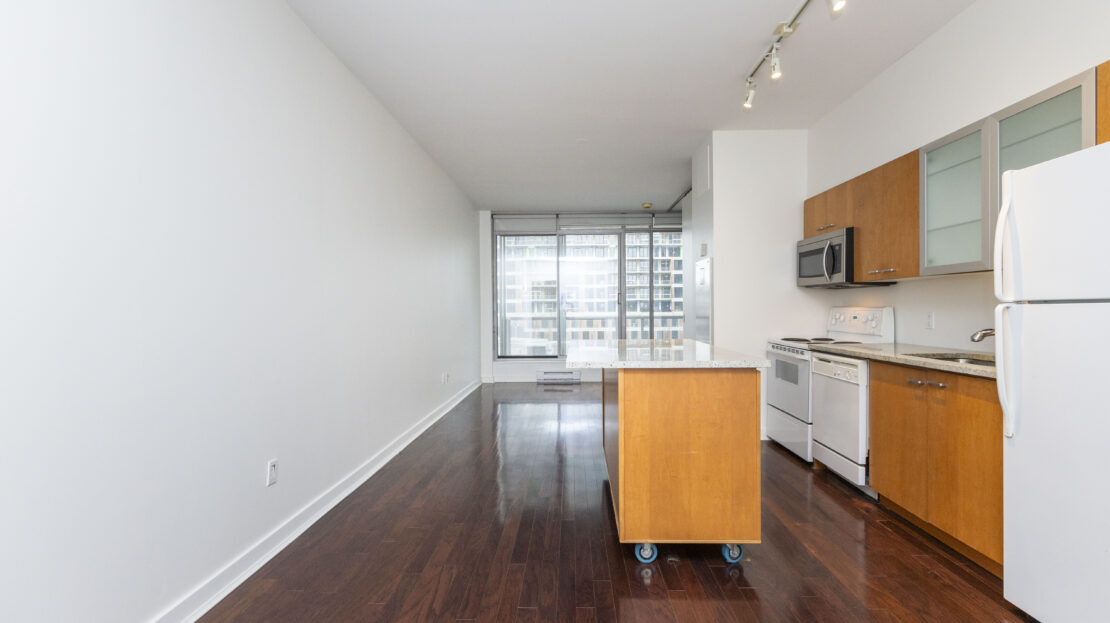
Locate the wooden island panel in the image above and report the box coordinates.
[609,368,761,544]
[602,368,620,521]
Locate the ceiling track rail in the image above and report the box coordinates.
[743,0,812,82]
[665,188,692,212]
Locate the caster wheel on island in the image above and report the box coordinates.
[722,544,744,563]
[634,543,658,563]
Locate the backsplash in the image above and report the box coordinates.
[821,271,995,350]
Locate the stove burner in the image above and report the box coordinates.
[809,338,835,342]
[832,341,861,345]
[781,337,811,342]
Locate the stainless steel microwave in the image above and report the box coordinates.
[797,227,894,288]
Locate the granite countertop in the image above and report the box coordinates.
[809,343,996,379]
[565,339,770,370]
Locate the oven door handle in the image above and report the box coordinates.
[821,240,832,282]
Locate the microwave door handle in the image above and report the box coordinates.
[821,240,832,282]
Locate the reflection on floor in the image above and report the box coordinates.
[203,382,1031,622]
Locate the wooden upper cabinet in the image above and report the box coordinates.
[1098,60,1110,145]
[825,183,851,234]
[802,182,852,238]
[868,361,929,519]
[854,152,920,281]
[803,193,826,238]
[802,152,919,280]
[925,370,1004,564]
[850,167,883,282]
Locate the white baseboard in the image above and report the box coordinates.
[154,380,482,623]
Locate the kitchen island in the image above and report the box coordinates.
[565,339,769,563]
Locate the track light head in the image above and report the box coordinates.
[769,44,782,80]
[743,79,756,109]
[827,0,847,13]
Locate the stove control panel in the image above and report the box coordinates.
[827,306,894,340]
[768,342,809,359]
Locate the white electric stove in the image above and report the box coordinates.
[765,307,893,473]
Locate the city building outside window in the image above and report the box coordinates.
[495,227,684,357]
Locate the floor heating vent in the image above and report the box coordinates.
[536,370,580,385]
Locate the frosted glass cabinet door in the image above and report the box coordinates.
[999,86,1083,191]
[920,125,991,275]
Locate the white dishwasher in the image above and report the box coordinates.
[811,352,875,497]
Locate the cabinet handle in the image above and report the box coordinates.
[927,381,947,388]
[883,268,897,273]
[906,378,925,385]
[824,223,836,229]
[869,267,897,275]
[868,269,881,275]
[816,225,828,231]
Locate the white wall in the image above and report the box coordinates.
[807,0,1110,350]
[680,193,696,334]
[0,2,479,622]
[707,130,830,436]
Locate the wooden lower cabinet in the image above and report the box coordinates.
[869,362,1003,571]
[868,361,929,518]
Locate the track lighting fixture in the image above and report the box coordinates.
[739,0,847,111]
[743,79,756,109]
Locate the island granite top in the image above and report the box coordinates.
[565,339,769,370]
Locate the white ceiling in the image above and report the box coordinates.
[286,0,975,212]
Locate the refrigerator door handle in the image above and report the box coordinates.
[996,302,1016,438]
[995,171,1014,302]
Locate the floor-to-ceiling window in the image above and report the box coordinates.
[495,235,559,356]
[652,230,684,340]
[624,232,651,340]
[494,214,684,358]
[558,234,620,355]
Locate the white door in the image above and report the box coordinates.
[999,301,1110,622]
[996,142,1110,302]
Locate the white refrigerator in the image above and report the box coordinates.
[995,141,1110,622]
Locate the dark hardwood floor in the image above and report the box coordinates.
[201,383,1031,622]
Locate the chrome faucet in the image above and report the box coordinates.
[971,328,995,342]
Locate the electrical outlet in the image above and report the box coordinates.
[266,459,278,487]
[441,372,450,385]
[926,311,936,330]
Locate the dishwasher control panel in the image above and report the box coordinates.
[812,355,865,384]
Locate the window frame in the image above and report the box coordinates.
[492,221,683,360]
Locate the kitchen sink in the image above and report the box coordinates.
[909,353,996,367]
